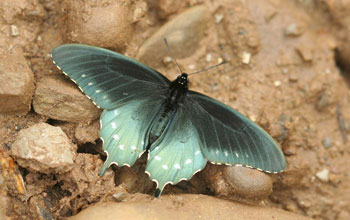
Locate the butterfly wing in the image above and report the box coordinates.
[187,91,286,173]
[145,103,207,197]
[99,97,165,175]
[51,44,171,174]
[51,44,170,110]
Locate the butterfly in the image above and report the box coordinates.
[51,44,286,197]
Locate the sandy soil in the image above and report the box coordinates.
[0,0,350,219]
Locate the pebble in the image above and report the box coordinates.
[74,120,100,144]
[112,192,128,202]
[10,25,19,36]
[322,137,332,149]
[274,80,281,87]
[241,51,251,64]
[10,123,77,173]
[316,169,329,182]
[137,5,209,68]
[33,75,100,122]
[284,23,303,37]
[296,44,313,62]
[0,46,34,113]
[215,14,224,23]
[223,166,273,201]
[206,53,212,62]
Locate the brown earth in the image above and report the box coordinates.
[0,0,350,219]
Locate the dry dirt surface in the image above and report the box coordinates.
[0,0,350,220]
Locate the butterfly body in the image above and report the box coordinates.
[149,73,188,144]
[51,44,286,198]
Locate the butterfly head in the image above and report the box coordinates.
[176,73,189,89]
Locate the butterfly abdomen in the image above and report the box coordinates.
[148,102,177,144]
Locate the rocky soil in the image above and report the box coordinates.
[0,0,350,219]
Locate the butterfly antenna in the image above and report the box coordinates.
[188,60,226,76]
[163,38,183,73]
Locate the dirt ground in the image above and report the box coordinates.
[0,0,350,219]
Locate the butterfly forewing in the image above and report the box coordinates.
[187,91,286,173]
[51,44,170,110]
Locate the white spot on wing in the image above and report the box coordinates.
[155,156,161,161]
[131,145,136,150]
[174,164,181,169]
[81,74,86,77]
[114,110,118,116]
[88,82,93,86]
[245,153,249,158]
[215,150,219,155]
[185,159,192,164]
[195,150,200,155]
[113,134,119,140]
[96,90,101,93]
[235,151,239,158]
[111,122,117,129]
[162,164,168,170]
[224,151,228,157]
[119,145,125,150]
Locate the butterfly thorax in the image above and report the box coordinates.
[148,73,189,144]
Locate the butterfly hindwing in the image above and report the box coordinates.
[51,44,170,110]
[145,105,207,197]
[99,97,165,175]
[187,91,286,173]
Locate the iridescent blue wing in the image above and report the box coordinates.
[99,97,164,174]
[187,91,286,173]
[51,44,171,173]
[51,44,170,110]
[145,101,207,197]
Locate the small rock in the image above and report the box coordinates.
[137,5,209,68]
[10,25,19,36]
[215,13,224,23]
[289,74,298,82]
[0,47,34,113]
[112,192,128,202]
[162,56,172,66]
[284,23,303,37]
[74,120,99,144]
[223,166,273,201]
[157,0,183,18]
[241,52,251,64]
[63,0,136,51]
[33,75,100,123]
[316,169,329,182]
[10,123,77,173]
[322,137,332,149]
[274,80,281,87]
[296,44,313,62]
[28,194,55,220]
[205,54,212,62]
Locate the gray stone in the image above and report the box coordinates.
[137,5,209,68]
[33,75,100,123]
[10,122,76,173]
[0,46,34,113]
